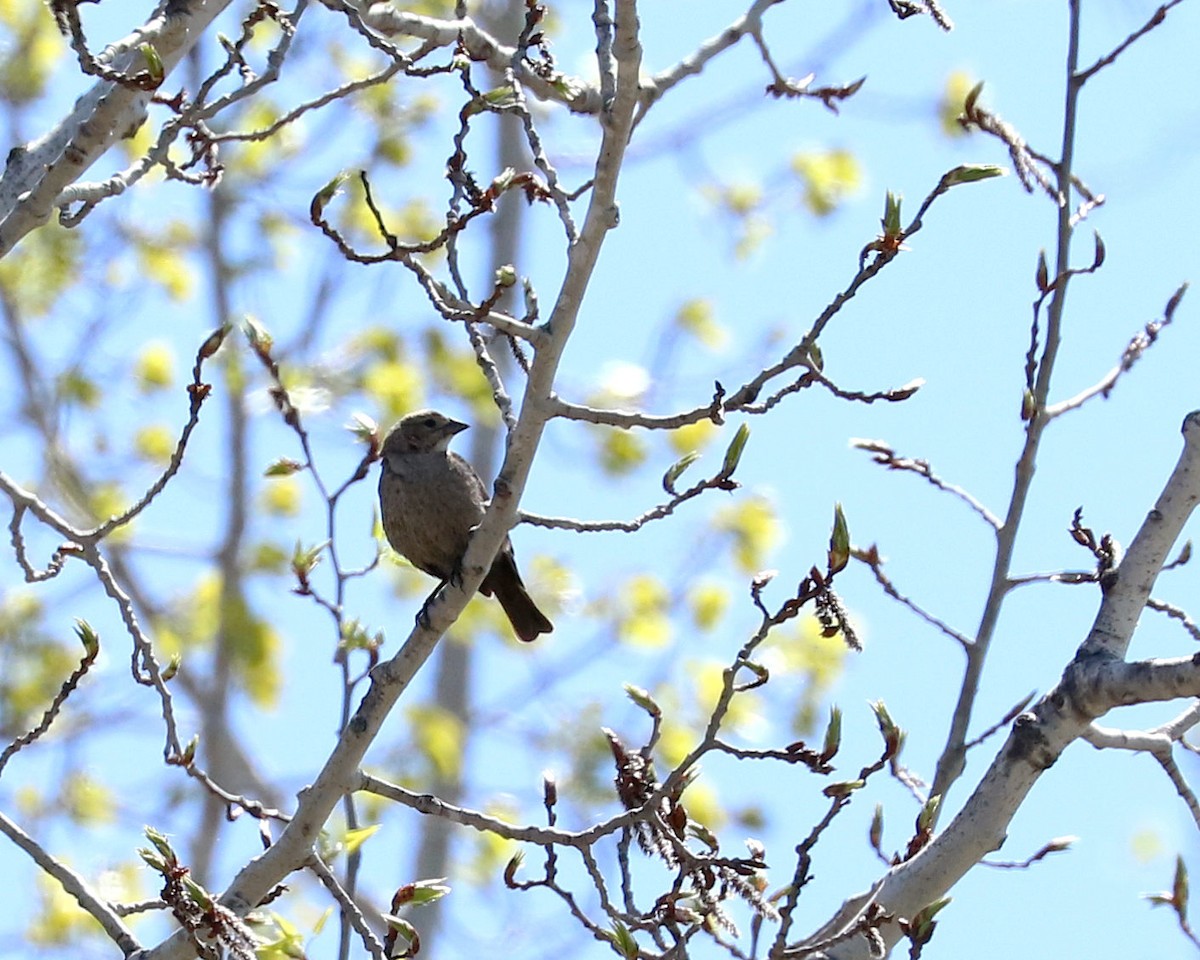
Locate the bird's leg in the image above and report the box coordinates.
[448,524,483,589]
[414,580,447,631]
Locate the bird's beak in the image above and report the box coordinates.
[444,418,469,437]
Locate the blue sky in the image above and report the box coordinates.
[2,0,1199,957]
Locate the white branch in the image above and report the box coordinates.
[815,411,1200,959]
[1083,411,1200,659]
[361,7,603,113]
[0,810,141,955]
[137,6,648,957]
[0,0,236,258]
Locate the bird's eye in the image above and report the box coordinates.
[423,417,437,428]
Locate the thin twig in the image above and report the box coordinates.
[851,440,1001,530]
[0,809,142,956]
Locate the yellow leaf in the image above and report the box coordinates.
[424,330,492,415]
[679,779,724,831]
[63,773,115,826]
[133,424,175,465]
[656,720,694,768]
[791,148,862,216]
[0,0,64,104]
[28,873,101,945]
[120,114,156,161]
[939,70,977,138]
[1130,827,1164,864]
[674,299,728,350]
[342,823,381,855]
[89,483,133,541]
[619,574,671,648]
[135,341,175,391]
[56,368,100,408]
[715,495,780,573]
[352,325,402,362]
[669,421,719,459]
[232,99,304,177]
[0,224,80,316]
[138,242,194,301]
[598,430,647,476]
[406,704,465,781]
[363,359,423,423]
[224,596,282,708]
[261,476,302,517]
[722,180,762,216]
[249,541,289,574]
[688,581,729,631]
[15,784,42,818]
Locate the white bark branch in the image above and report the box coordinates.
[816,411,1200,958]
[0,809,141,956]
[136,5,647,957]
[0,0,235,258]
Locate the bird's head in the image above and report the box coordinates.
[382,409,469,456]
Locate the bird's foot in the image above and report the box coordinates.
[415,581,445,631]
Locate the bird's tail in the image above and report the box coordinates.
[483,552,553,643]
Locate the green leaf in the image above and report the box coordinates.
[1035,249,1049,292]
[624,683,662,718]
[821,705,842,761]
[963,80,985,114]
[882,190,903,236]
[869,803,884,850]
[720,423,751,477]
[807,342,824,372]
[346,411,379,442]
[242,315,274,355]
[405,878,451,906]
[197,323,231,360]
[604,920,640,960]
[828,502,850,574]
[74,619,99,659]
[292,540,327,577]
[382,914,417,944]
[311,171,352,217]
[943,163,1007,185]
[1174,855,1189,920]
[823,779,865,798]
[139,43,164,83]
[264,458,304,477]
[482,85,519,108]
[663,451,700,494]
[911,896,952,936]
[143,826,175,862]
[917,794,941,832]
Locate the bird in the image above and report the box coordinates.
[378,409,553,643]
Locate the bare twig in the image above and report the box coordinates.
[851,440,1001,530]
[308,855,388,960]
[853,545,974,649]
[982,836,1076,869]
[1047,283,1187,417]
[1075,0,1187,84]
[0,809,142,956]
[0,622,99,775]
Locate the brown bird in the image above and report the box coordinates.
[379,409,553,643]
